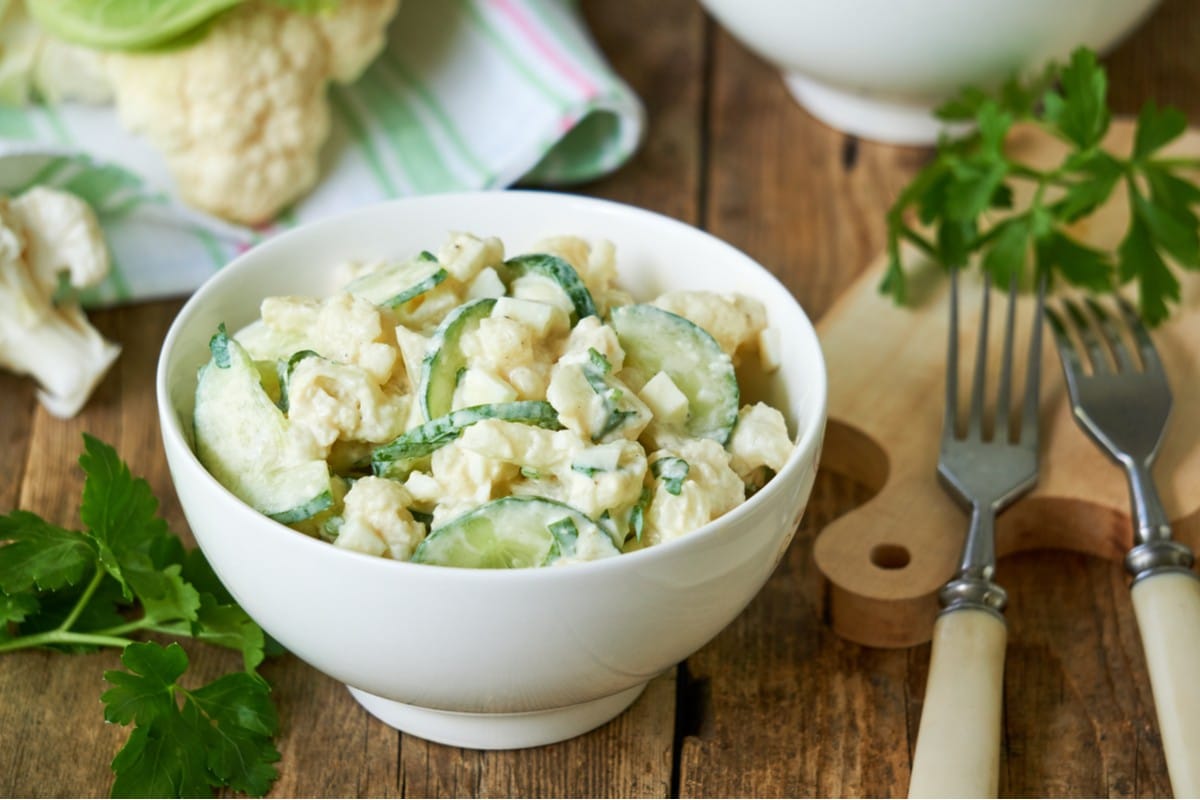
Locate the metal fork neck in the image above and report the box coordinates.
[1122,459,1197,584]
[939,505,1008,616]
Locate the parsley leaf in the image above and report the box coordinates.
[0,590,38,628]
[882,45,1200,325]
[80,434,174,600]
[0,511,95,593]
[0,436,282,797]
[103,642,280,798]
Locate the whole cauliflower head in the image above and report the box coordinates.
[104,0,400,225]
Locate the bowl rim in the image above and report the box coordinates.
[156,189,828,583]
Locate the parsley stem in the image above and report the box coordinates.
[899,225,938,258]
[1148,156,1200,171]
[55,568,104,634]
[0,629,134,654]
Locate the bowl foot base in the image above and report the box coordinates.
[346,682,648,750]
[782,73,970,146]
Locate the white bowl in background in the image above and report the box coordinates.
[697,0,1160,145]
[156,191,827,749]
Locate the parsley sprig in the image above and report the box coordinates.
[882,47,1200,325]
[0,435,280,798]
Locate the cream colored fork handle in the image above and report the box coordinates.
[1131,571,1200,798]
[908,608,1006,799]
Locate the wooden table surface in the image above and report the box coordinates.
[2,2,1196,797]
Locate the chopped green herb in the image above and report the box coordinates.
[209,324,232,369]
[651,457,689,496]
[630,487,651,543]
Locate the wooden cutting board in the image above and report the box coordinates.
[812,120,1200,648]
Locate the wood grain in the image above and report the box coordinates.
[2,0,1198,797]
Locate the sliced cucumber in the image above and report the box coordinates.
[194,326,332,523]
[410,497,618,569]
[344,251,448,309]
[610,304,739,444]
[499,253,597,323]
[274,349,320,413]
[372,401,561,480]
[419,297,496,420]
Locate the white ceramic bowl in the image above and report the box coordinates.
[156,191,826,749]
[697,0,1159,144]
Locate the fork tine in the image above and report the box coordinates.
[1085,297,1135,372]
[993,272,1019,443]
[1019,270,1046,447]
[944,267,960,441]
[1064,298,1110,374]
[966,270,992,439]
[1115,296,1166,374]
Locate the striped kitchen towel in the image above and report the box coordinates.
[0,0,644,306]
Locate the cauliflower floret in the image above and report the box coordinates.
[652,291,767,363]
[286,357,409,452]
[560,315,624,371]
[0,188,119,418]
[458,419,647,522]
[414,441,520,525]
[262,293,399,385]
[728,403,794,484]
[103,0,400,224]
[459,313,557,400]
[642,437,745,547]
[306,0,402,83]
[546,349,650,443]
[0,1,112,105]
[9,187,109,294]
[437,232,504,285]
[334,476,426,560]
[393,324,430,385]
[546,320,649,443]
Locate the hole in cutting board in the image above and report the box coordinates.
[869,543,911,570]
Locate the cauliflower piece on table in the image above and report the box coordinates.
[103,0,400,225]
[334,476,426,560]
[0,187,119,418]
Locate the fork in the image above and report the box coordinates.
[1047,297,1200,798]
[908,268,1045,799]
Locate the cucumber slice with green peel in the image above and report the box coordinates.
[371,401,562,480]
[274,349,320,413]
[194,326,332,523]
[610,304,739,444]
[499,253,597,323]
[419,297,496,420]
[344,251,448,309]
[410,497,619,569]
